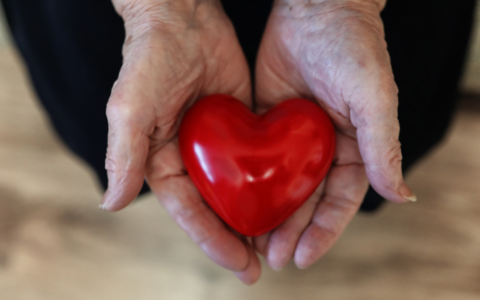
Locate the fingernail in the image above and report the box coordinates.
[99,189,113,211]
[296,263,309,270]
[99,203,108,210]
[99,200,112,211]
[270,264,283,271]
[398,182,417,202]
[404,194,417,202]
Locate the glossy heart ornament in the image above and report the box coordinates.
[179,94,336,236]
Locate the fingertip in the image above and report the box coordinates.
[262,185,324,272]
[294,247,318,270]
[268,260,285,272]
[266,245,289,271]
[370,179,417,204]
[234,245,262,285]
[293,225,325,270]
[100,189,113,211]
[235,270,260,286]
[100,173,145,211]
[98,201,110,212]
[398,181,417,202]
[199,231,250,272]
[293,247,313,270]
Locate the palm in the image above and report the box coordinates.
[253,2,401,269]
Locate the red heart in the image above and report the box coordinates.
[179,94,336,236]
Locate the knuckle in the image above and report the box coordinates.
[104,143,124,173]
[390,140,403,159]
[173,204,214,246]
[313,217,338,243]
[106,100,139,124]
[104,154,118,172]
[383,139,403,168]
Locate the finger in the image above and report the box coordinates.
[101,39,167,211]
[102,36,199,211]
[101,81,155,211]
[294,164,369,269]
[352,90,416,203]
[353,96,415,203]
[261,131,357,270]
[338,42,416,203]
[147,141,250,271]
[234,241,262,285]
[261,181,325,271]
[253,232,271,256]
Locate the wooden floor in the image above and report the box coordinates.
[0,45,480,300]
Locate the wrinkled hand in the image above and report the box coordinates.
[253,0,416,270]
[102,0,260,284]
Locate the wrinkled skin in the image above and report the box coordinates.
[103,0,415,285]
[252,0,416,272]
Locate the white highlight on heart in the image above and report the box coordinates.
[244,168,275,183]
[262,168,275,179]
[194,143,214,183]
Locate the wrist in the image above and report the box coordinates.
[111,0,223,34]
[112,0,218,18]
[277,0,387,12]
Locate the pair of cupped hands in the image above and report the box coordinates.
[102,0,415,284]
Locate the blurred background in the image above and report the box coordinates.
[0,3,480,300]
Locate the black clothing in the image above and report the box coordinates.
[1,0,476,210]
